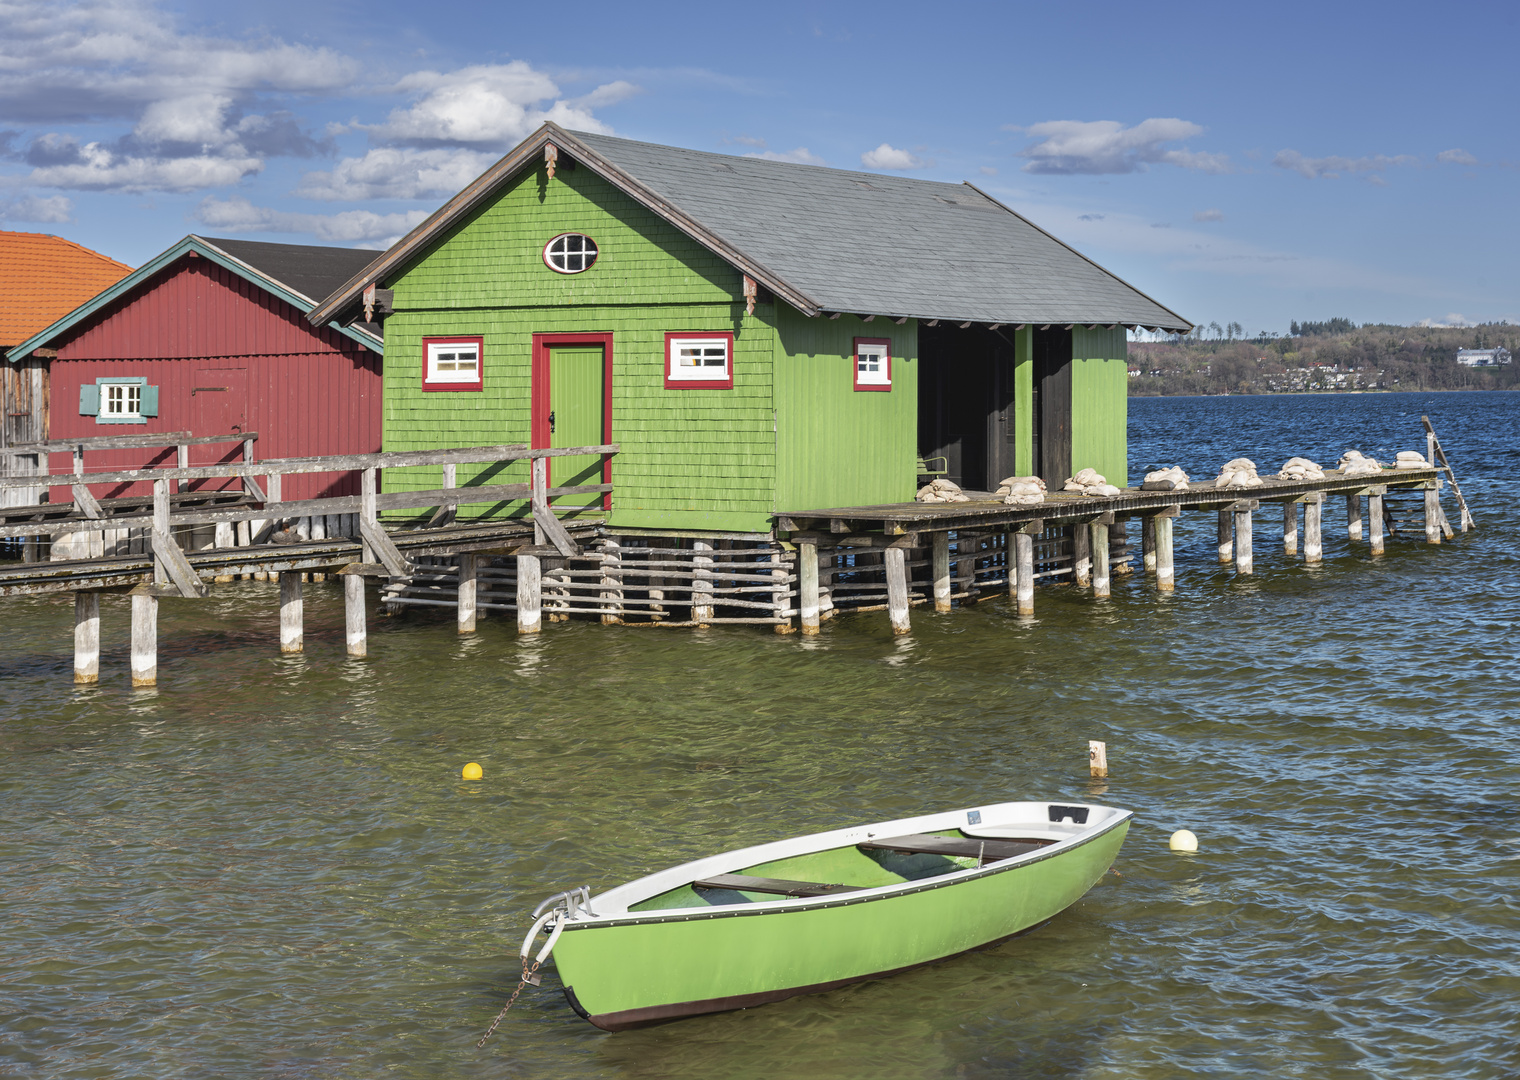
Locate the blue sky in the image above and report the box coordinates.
[1,0,1513,333]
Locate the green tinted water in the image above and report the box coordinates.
[3,393,1518,1079]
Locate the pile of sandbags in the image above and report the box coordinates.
[996,475,1046,506]
[916,478,971,503]
[1063,468,1120,497]
[1337,450,1383,477]
[1215,457,1265,488]
[1394,450,1431,470]
[1141,466,1190,491]
[1278,457,1325,481]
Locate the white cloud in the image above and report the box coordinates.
[860,143,931,170]
[1272,149,1418,180]
[370,63,623,145]
[1437,148,1478,166]
[27,141,263,192]
[1014,118,1229,175]
[195,195,429,247]
[1194,208,1225,222]
[293,146,498,201]
[0,194,73,223]
[1416,313,1475,328]
[744,147,826,165]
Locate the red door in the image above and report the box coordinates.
[189,368,247,491]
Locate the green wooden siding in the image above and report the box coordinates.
[1070,326,1128,486]
[1012,326,1033,478]
[773,308,918,512]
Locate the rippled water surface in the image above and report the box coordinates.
[4,392,1518,1079]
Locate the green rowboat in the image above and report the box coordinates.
[517,800,1130,1030]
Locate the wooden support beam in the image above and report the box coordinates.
[1234,506,1254,575]
[1217,510,1233,563]
[692,540,714,626]
[884,545,910,635]
[516,553,542,634]
[799,540,820,635]
[344,573,367,657]
[1155,515,1175,591]
[600,537,623,625]
[131,587,157,687]
[1142,515,1157,574]
[1424,486,1441,544]
[1369,491,1385,556]
[153,479,170,585]
[932,532,952,612]
[150,526,208,598]
[279,571,303,653]
[359,515,410,578]
[1073,524,1091,587]
[74,591,99,684]
[457,553,477,633]
[771,550,792,633]
[1111,520,1131,575]
[1283,500,1298,556]
[1091,523,1110,597]
[71,484,103,519]
[1304,493,1323,563]
[1015,531,1035,615]
[1347,493,1363,542]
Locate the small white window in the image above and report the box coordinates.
[104,382,142,418]
[666,334,733,386]
[543,233,599,274]
[424,338,483,389]
[855,339,891,389]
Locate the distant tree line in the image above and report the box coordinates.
[1129,320,1520,396]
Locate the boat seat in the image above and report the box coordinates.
[858,833,1053,862]
[692,874,863,898]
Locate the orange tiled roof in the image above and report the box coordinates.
[0,230,133,348]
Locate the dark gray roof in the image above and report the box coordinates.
[202,238,383,308]
[573,131,1189,330]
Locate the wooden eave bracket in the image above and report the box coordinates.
[545,142,558,179]
[743,275,757,316]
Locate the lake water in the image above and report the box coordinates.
[3,392,1518,1079]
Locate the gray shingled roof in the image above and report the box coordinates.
[202,237,382,308]
[573,131,1189,330]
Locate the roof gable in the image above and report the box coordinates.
[0,230,133,348]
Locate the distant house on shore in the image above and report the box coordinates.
[4,236,385,513]
[1456,347,1511,367]
[310,123,1190,534]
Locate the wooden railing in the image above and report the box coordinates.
[0,431,257,509]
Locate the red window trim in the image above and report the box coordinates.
[422,335,484,392]
[664,331,736,389]
[853,336,892,392]
[530,332,614,512]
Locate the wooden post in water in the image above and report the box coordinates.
[770,549,793,633]
[1234,504,1254,575]
[600,538,622,625]
[799,540,820,635]
[932,532,952,612]
[1304,493,1323,563]
[1142,516,1157,574]
[1155,511,1175,592]
[131,587,157,687]
[1424,485,1441,544]
[279,571,303,654]
[1073,524,1091,587]
[884,545,911,635]
[516,554,542,634]
[153,478,170,585]
[457,554,478,633]
[1111,520,1131,576]
[1283,501,1298,556]
[1369,490,1385,556]
[1217,510,1232,563]
[74,591,99,684]
[1090,522,1111,597]
[344,573,367,657]
[692,539,714,626]
[1089,740,1108,778]
[1347,494,1363,543]
[1015,527,1036,616]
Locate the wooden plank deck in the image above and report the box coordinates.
[777,467,1441,536]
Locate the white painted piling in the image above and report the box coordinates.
[457,553,477,633]
[884,545,911,635]
[1347,494,1363,542]
[1234,506,1253,575]
[344,573,367,657]
[1073,524,1091,587]
[1015,530,1035,615]
[131,589,157,687]
[1155,514,1175,592]
[1217,510,1232,563]
[1424,486,1441,544]
[800,540,820,635]
[74,591,99,684]
[1304,493,1323,563]
[1283,501,1298,556]
[692,539,715,625]
[1142,516,1157,574]
[516,553,542,634]
[932,532,952,612]
[1091,523,1110,597]
[600,538,623,626]
[279,571,303,654]
[1369,491,1385,556]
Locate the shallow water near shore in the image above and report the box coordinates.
[3,391,1518,1079]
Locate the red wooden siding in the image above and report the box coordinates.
[45,256,380,501]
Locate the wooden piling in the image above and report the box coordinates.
[1142,516,1157,574]
[1282,501,1298,556]
[799,540,820,635]
[74,591,99,684]
[153,478,170,585]
[600,538,623,625]
[1424,486,1441,544]
[1217,510,1232,563]
[1369,490,1385,556]
[1304,493,1323,563]
[932,532,952,612]
[344,573,367,657]
[517,553,542,633]
[1089,740,1108,778]
[1234,505,1254,575]
[279,571,303,654]
[1111,520,1131,576]
[1015,529,1036,615]
[1155,514,1175,592]
[1091,523,1111,597]
[884,545,911,635]
[1073,524,1091,587]
[457,553,478,633]
[692,539,715,626]
[130,588,157,687]
[1347,494,1363,542]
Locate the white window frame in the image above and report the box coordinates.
[543,232,599,274]
[665,333,733,388]
[103,380,143,419]
[854,338,891,389]
[423,338,483,389]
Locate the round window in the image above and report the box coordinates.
[543,233,599,274]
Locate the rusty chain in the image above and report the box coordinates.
[477,958,540,1048]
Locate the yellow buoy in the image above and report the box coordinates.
[1169,829,1198,852]
[461,762,483,781]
